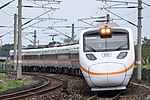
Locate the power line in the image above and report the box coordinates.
[0,25,13,28]
[99,6,138,9]
[0,0,15,16]
[22,20,42,30]
[78,19,96,27]
[0,0,62,38]
[22,5,59,9]
[0,9,13,16]
[104,9,138,27]
[26,0,62,26]
[0,0,15,9]
[22,8,55,26]
[22,17,67,21]
[51,28,71,39]
[142,1,150,7]
[96,0,138,4]
[29,25,93,29]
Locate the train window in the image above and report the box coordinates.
[70,54,79,59]
[83,29,129,52]
[41,54,56,59]
[27,55,38,59]
[57,54,69,59]
[23,55,28,59]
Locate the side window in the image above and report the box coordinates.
[70,54,79,59]
[57,54,69,59]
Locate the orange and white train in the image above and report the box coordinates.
[9,23,135,91]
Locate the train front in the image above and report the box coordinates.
[79,27,135,91]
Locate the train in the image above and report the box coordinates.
[9,22,135,91]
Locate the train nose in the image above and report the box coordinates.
[89,63,126,87]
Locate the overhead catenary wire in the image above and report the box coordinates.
[142,1,150,7]
[0,0,15,9]
[0,25,13,28]
[0,0,64,39]
[52,28,71,39]
[29,25,93,29]
[22,17,67,21]
[103,8,138,27]
[0,0,15,16]
[22,8,55,26]
[99,6,138,9]
[22,5,59,9]
[96,0,138,4]
[40,1,56,24]
[78,19,96,27]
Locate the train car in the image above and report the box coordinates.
[9,23,135,91]
[79,25,135,91]
[9,44,80,74]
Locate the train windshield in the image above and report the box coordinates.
[83,30,129,52]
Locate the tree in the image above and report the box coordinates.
[141,37,150,65]
[0,44,14,57]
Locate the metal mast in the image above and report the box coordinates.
[71,23,74,42]
[33,30,37,48]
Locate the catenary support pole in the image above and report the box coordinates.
[13,14,17,71]
[137,0,142,80]
[71,23,74,42]
[33,30,37,48]
[17,0,22,79]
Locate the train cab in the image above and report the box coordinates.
[79,26,135,91]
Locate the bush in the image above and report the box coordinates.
[133,65,150,83]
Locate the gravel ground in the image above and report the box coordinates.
[0,74,42,95]
[1,73,150,100]
[25,74,150,100]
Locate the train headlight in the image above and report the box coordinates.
[117,52,128,59]
[99,27,112,38]
[106,28,111,33]
[86,53,97,61]
[100,28,106,34]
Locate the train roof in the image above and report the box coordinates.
[80,27,132,36]
[10,44,79,53]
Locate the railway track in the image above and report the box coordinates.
[87,91,122,100]
[0,70,149,99]
[0,72,63,100]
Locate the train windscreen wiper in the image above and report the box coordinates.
[85,45,96,52]
[116,43,127,50]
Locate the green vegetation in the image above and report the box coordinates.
[0,64,13,71]
[135,37,150,65]
[0,80,30,92]
[133,66,150,84]
[0,73,31,92]
[133,37,150,83]
[0,44,14,57]
[0,73,6,79]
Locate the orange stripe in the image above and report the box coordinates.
[80,61,135,75]
[19,59,79,62]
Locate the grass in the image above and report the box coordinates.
[0,73,6,80]
[0,80,30,92]
[0,73,32,92]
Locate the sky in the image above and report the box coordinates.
[0,0,150,46]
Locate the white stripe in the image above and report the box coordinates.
[136,61,141,65]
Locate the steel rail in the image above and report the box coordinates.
[0,72,62,100]
[87,91,122,100]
